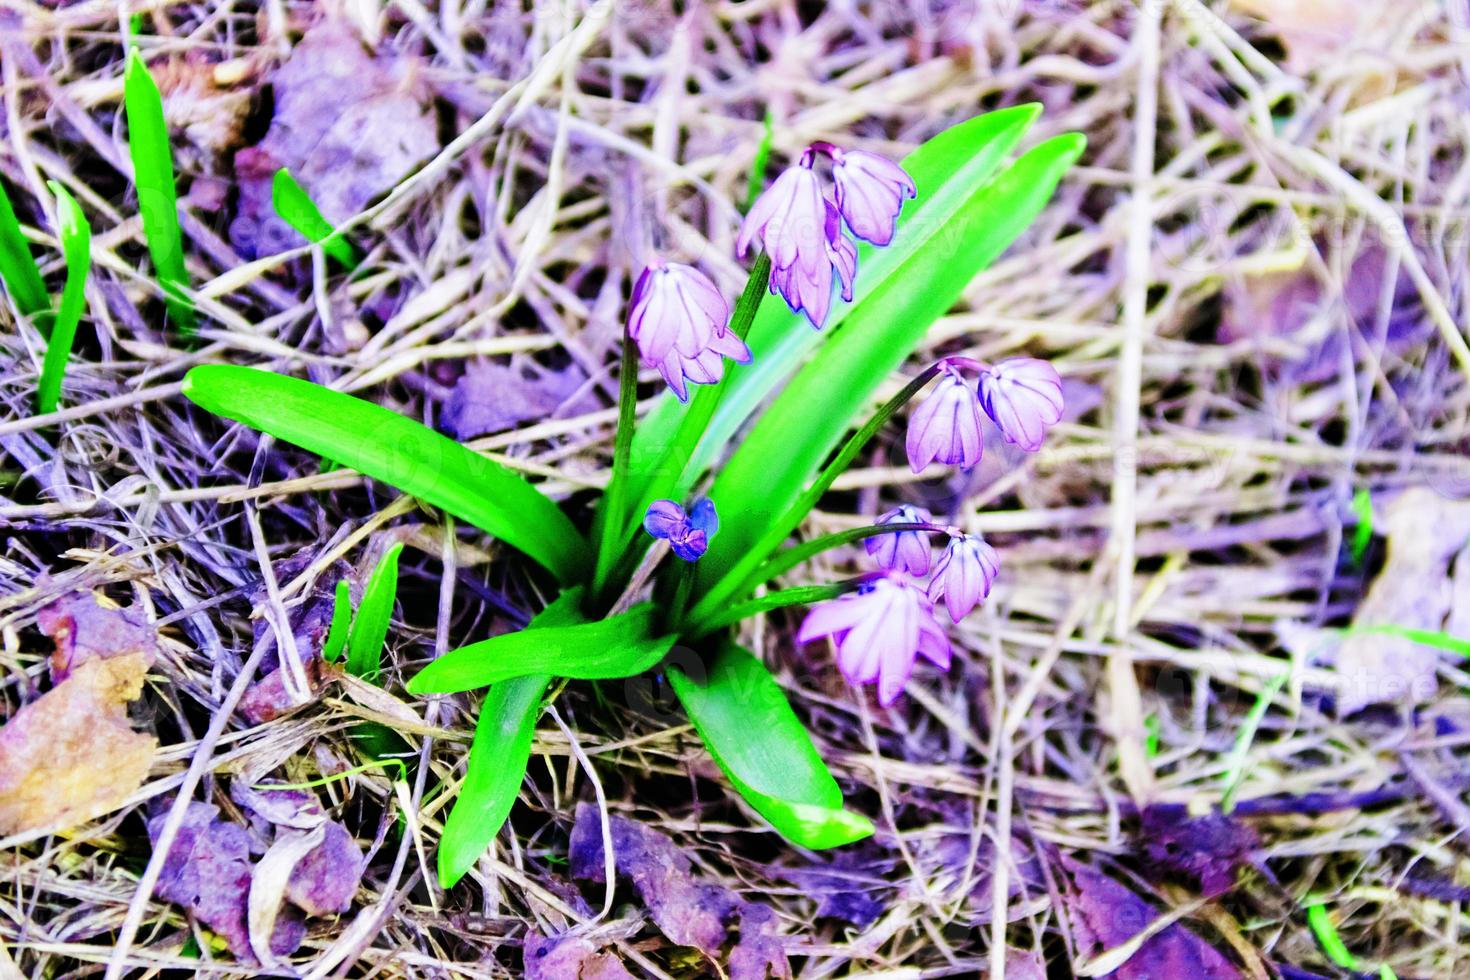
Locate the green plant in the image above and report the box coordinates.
[36,183,91,415]
[184,107,1083,886]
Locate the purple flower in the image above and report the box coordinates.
[765,201,858,330]
[928,534,999,621]
[737,162,828,276]
[798,575,951,706]
[831,148,916,247]
[906,366,984,472]
[865,504,933,576]
[644,498,719,562]
[651,326,751,402]
[824,200,858,304]
[628,261,729,363]
[977,358,1064,452]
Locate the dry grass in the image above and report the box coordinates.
[3,0,1470,976]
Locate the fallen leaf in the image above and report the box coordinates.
[569,804,790,977]
[1335,488,1470,714]
[441,358,596,441]
[1138,805,1259,897]
[1060,855,1242,979]
[0,653,156,834]
[228,19,437,258]
[238,655,339,725]
[149,802,307,964]
[524,929,637,980]
[1229,0,1393,74]
[37,590,157,682]
[1004,949,1049,980]
[232,781,365,916]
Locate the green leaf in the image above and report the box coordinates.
[321,579,352,663]
[271,168,358,268]
[1350,487,1373,565]
[0,181,48,318]
[36,182,91,415]
[625,105,1043,514]
[346,543,402,681]
[408,604,672,693]
[124,49,195,332]
[669,642,873,848]
[697,133,1086,596]
[182,365,591,585]
[438,588,585,887]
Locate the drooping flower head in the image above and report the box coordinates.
[977,358,1064,452]
[738,159,828,276]
[644,498,719,561]
[764,200,859,330]
[651,326,750,402]
[798,573,951,706]
[628,260,729,363]
[929,533,999,621]
[865,504,934,577]
[830,147,916,246]
[906,365,984,473]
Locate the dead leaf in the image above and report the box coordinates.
[441,358,596,441]
[1335,488,1470,714]
[1138,805,1259,897]
[1229,0,1393,74]
[149,802,307,964]
[0,653,156,834]
[524,929,637,980]
[1060,855,1242,979]
[569,804,790,978]
[1004,949,1049,980]
[232,781,365,917]
[238,655,339,725]
[228,19,437,258]
[37,590,157,682]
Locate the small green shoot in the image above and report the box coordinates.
[1350,487,1373,565]
[271,168,358,268]
[0,181,48,318]
[1305,901,1360,971]
[124,49,195,332]
[1332,623,1470,658]
[347,543,402,681]
[1220,671,1290,813]
[36,182,91,415]
[321,579,352,663]
[1143,712,1161,758]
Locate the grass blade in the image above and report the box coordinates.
[669,641,874,848]
[408,604,671,693]
[182,365,591,585]
[36,182,91,415]
[124,49,195,332]
[346,543,402,681]
[0,181,48,318]
[271,167,358,268]
[438,588,584,887]
[321,579,352,663]
[696,133,1086,596]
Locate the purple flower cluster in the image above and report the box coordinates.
[741,144,914,329]
[627,260,750,402]
[643,498,719,562]
[906,357,1064,472]
[801,503,1000,706]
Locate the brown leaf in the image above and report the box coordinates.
[1061,855,1242,979]
[228,19,437,258]
[441,358,595,441]
[1138,805,1259,897]
[0,653,156,834]
[37,590,157,682]
[1335,489,1470,714]
[569,804,790,978]
[524,930,636,980]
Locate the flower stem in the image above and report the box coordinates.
[684,581,855,641]
[682,365,943,630]
[745,522,936,590]
[591,331,641,607]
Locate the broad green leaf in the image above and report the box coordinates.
[0,181,48,318]
[124,49,195,332]
[438,588,584,887]
[321,579,352,663]
[669,642,873,848]
[347,543,401,680]
[696,133,1086,596]
[624,104,1043,516]
[271,167,358,268]
[36,182,91,415]
[182,365,591,584]
[408,604,672,693]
